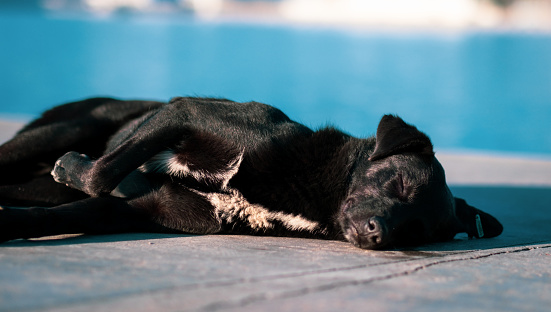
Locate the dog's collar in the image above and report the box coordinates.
[475,214,484,238]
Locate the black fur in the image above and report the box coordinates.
[0,97,503,249]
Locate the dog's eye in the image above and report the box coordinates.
[389,173,410,201]
[343,197,357,210]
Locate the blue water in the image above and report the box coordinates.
[1,11,551,157]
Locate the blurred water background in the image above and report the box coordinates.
[1,0,550,158]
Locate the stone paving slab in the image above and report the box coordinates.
[1,121,551,312]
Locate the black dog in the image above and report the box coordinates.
[0,97,503,249]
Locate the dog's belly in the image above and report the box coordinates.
[110,170,154,198]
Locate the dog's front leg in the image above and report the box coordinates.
[51,152,93,193]
[50,107,191,197]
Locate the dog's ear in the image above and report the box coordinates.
[369,115,434,161]
[453,197,503,239]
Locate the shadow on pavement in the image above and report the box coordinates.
[1,232,193,247]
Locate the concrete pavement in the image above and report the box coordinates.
[1,121,550,312]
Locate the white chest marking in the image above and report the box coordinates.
[140,150,243,190]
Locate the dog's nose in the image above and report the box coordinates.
[363,216,386,246]
[344,216,389,249]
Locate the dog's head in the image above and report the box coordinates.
[338,115,503,249]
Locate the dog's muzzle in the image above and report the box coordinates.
[345,216,389,249]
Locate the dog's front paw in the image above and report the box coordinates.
[51,151,92,192]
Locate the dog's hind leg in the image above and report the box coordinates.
[0,98,163,185]
[0,184,221,243]
[0,197,148,242]
[0,117,109,185]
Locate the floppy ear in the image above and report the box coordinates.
[454,197,503,239]
[369,115,434,161]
